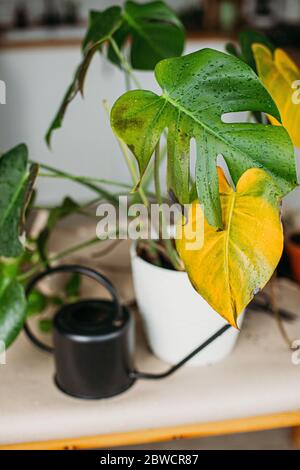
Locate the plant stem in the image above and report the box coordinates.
[119,139,149,206]
[109,37,141,89]
[31,161,118,204]
[38,172,132,190]
[154,142,181,270]
[18,235,114,282]
[143,140,167,192]
[102,100,149,207]
[125,69,131,92]
[33,196,103,212]
[92,239,122,258]
[269,274,293,349]
[154,143,163,238]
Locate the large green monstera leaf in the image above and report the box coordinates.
[46,1,184,146]
[0,144,36,257]
[111,48,296,228]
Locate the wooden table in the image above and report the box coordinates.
[1,274,300,450]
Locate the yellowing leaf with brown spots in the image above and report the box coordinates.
[253,44,300,148]
[176,167,283,327]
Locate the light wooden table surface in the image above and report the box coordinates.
[1,274,300,450]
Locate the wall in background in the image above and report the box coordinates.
[78,0,200,17]
[0,1,299,211]
[0,39,224,206]
[0,37,299,210]
[0,0,200,26]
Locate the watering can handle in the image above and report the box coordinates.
[24,264,123,353]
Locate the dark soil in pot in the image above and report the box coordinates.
[136,239,177,271]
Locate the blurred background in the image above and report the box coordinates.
[1,2,300,450]
[0,0,299,208]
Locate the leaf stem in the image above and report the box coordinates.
[154,142,181,270]
[17,235,113,282]
[31,161,118,203]
[33,196,103,212]
[38,172,132,189]
[269,274,293,349]
[125,69,131,92]
[102,100,149,207]
[109,37,141,89]
[154,143,163,238]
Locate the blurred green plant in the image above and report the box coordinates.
[0,3,297,346]
[46,1,185,146]
[0,1,185,349]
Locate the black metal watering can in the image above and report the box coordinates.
[24,264,231,399]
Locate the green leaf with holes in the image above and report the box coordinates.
[111,48,296,228]
[0,144,34,257]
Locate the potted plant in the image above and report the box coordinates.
[108,39,296,363]
[0,4,298,370]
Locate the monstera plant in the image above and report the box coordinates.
[0,2,298,351]
[111,46,297,326]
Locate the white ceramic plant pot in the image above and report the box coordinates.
[130,243,244,366]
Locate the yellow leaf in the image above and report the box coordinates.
[176,167,283,327]
[252,43,300,148]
